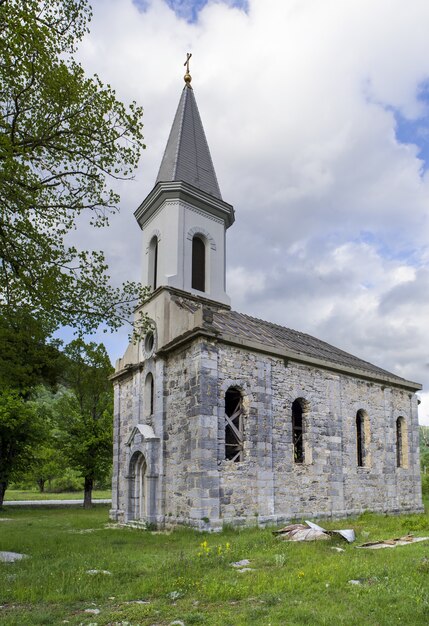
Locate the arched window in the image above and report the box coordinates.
[148,236,158,290]
[145,373,154,417]
[396,416,408,468]
[225,387,244,462]
[356,409,370,467]
[292,398,306,463]
[192,235,205,292]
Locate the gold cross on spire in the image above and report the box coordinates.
[184,52,192,86]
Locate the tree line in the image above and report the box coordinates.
[0,308,114,507]
[0,1,151,508]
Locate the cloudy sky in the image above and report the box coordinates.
[75,0,429,423]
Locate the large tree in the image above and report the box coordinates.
[24,386,67,492]
[0,307,64,395]
[0,308,65,503]
[58,338,113,507]
[0,0,148,333]
[0,389,47,506]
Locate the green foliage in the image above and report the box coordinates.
[0,307,64,395]
[422,474,429,495]
[0,327,114,499]
[58,338,114,504]
[0,389,47,504]
[49,468,84,493]
[401,514,429,532]
[31,444,65,492]
[420,426,429,474]
[0,0,149,333]
[10,385,68,491]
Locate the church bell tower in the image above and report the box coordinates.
[134,55,234,307]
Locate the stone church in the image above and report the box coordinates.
[110,66,423,529]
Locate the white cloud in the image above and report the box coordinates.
[74,0,429,423]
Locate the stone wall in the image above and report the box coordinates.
[215,343,423,523]
[110,373,138,522]
[162,343,196,520]
[111,335,422,528]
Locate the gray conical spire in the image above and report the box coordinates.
[156,85,222,200]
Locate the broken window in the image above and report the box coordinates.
[396,416,407,468]
[225,387,244,462]
[192,235,205,292]
[292,398,305,463]
[356,409,370,467]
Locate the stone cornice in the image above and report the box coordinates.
[134,285,231,313]
[134,181,235,230]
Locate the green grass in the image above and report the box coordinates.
[0,500,429,625]
[4,489,111,501]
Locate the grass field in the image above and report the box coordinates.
[1,500,429,625]
[4,489,111,501]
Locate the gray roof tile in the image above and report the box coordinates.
[211,309,415,385]
[156,86,222,199]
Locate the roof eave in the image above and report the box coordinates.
[134,180,235,229]
[156,327,422,392]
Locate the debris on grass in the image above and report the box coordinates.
[357,535,429,549]
[168,591,184,601]
[124,599,151,605]
[273,523,329,542]
[274,521,355,543]
[348,577,380,586]
[0,551,28,562]
[86,569,112,575]
[230,559,254,572]
[84,608,100,614]
[230,559,251,567]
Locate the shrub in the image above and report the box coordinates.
[49,468,83,492]
[421,473,429,495]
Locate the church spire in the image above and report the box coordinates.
[155,55,222,199]
[135,57,234,307]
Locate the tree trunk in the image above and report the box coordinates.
[37,478,45,493]
[83,476,93,509]
[0,481,7,508]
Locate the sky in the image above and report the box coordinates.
[75,0,429,424]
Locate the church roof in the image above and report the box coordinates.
[155,84,222,199]
[208,309,420,389]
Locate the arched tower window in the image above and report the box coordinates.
[396,416,408,468]
[225,387,244,462]
[356,409,370,467]
[292,398,306,463]
[148,236,158,290]
[192,235,206,292]
[145,372,154,417]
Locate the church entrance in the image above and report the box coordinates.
[128,451,147,521]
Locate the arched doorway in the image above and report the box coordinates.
[128,451,147,521]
